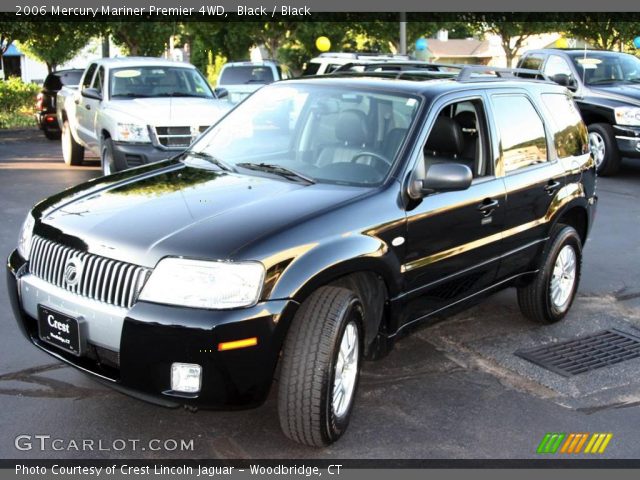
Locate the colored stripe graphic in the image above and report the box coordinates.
[538,433,613,454]
[537,433,565,454]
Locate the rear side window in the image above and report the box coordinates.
[82,64,97,89]
[302,62,321,76]
[219,66,274,85]
[540,93,588,158]
[492,94,548,173]
[519,55,544,76]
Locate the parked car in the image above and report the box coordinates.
[217,60,289,104]
[57,57,232,175]
[8,66,596,447]
[35,69,84,140]
[519,48,640,176]
[302,52,413,76]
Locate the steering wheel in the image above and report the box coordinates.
[350,152,392,171]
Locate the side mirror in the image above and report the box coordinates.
[81,87,102,101]
[418,163,473,196]
[214,87,228,99]
[550,73,577,91]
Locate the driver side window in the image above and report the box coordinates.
[421,99,490,179]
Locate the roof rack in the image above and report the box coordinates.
[456,66,548,82]
[333,61,463,73]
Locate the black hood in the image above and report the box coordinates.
[589,83,640,106]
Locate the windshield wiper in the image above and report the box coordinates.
[183,151,235,172]
[236,162,316,185]
[112,93,150,98]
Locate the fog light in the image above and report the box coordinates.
[171,363,202,393]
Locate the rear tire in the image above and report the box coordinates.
[278,286,363,447]
[517,225,582,324]
[588,123,620,176]
[61,120,84,166]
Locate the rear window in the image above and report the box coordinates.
[219,66,275,85]
[302,62,321,76]
[44,70,83,91]
[540,93,588,158]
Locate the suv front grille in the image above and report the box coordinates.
[29,236,149,309]
[153,126,209,149]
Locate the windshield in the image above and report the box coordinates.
[188,83,421,187]
[570,52,640,85]
[109,66,214,98]
[219,66,275,85]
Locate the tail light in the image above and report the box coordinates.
[36,93,44,111]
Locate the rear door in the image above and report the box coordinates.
[487,89,567,280]
[75,63,97,145]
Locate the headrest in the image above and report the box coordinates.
[454,111,477,131]
[425,116,465,155]
[336,109,369,145]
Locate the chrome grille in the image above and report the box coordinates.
[28,236,149,309]
[153,126,209,149]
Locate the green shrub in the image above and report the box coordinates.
[0,77,40,129]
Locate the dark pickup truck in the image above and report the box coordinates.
[519,48,640,176]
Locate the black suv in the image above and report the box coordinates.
[35,69,83,140]
[8,66,596,447]
[519,48,640,176]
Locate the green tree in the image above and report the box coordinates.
[108,21,176,56]
[565,19,638,51]
[0,21,35,70]
[473,17,561,67]
[18,23,98,73]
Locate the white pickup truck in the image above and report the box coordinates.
[57,57,232,175]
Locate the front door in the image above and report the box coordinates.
[400,94,507,326]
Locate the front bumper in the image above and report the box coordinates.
[7,249,298,409]
[111,142,179,171]
[613,124,640,158]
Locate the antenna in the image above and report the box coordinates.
[582,40,588,86]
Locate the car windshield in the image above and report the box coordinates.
[188,83,421,187]
[571,52,640,85]
[109,66,214,98]
[219,66,275,85]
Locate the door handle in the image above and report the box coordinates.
[544,180,561,195]
[477,198,500,216]
[74,99,80,105]
[85,104,91,110]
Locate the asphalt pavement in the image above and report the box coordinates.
[1,128,640,460]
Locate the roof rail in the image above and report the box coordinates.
[456,66,547,82]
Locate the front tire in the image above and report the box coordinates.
[588,123,620,176]
[101,138,117,176]
[278,286,363,447]
[61,120,84,166]
[517,225,582,324]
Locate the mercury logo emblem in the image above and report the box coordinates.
[63,256,84,287]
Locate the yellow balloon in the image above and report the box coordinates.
[556,37,568,48]
[316,36,331,52]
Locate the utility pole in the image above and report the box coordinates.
[101,35,110,58]
[400,12,407,55]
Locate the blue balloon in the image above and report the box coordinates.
[415,38,428,51]
[634,36,640,49]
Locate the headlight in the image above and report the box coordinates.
[17,212,35,260]
[614,107,640,126]
[115,123,150,143]
[139,258,265,309]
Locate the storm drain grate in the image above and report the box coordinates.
[515,329,640,377]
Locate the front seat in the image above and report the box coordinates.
[317,110,372,167]
[424,116,471,170]
[454,111,481,175]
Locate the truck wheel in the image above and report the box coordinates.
[62,120,84,166]
[101,138,117,176]
[517,225,582,324]
[588,123,620,176]
[278,286,363,447]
